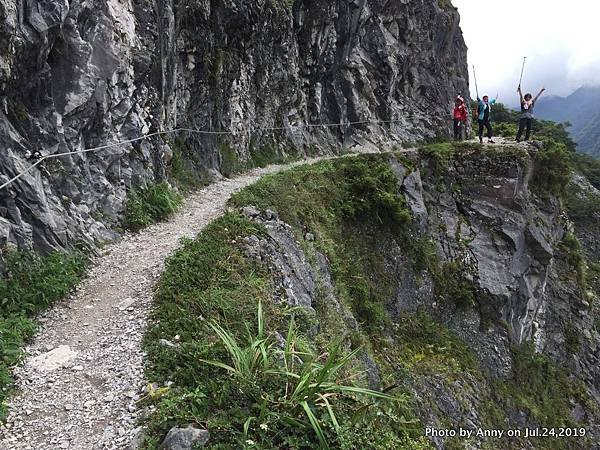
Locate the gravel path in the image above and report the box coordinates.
[0,156,338,450]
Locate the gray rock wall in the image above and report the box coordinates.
[236,150,600,446]
[0,0,467,254]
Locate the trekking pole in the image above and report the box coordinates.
[472,65,479,99]
[518,56,527,91]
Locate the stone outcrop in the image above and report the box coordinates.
[0,0,468,256]
[236,146,600,447]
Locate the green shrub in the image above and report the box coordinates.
[531,140,573,198]
[248,140,297,168]
[418,141,481,175]
[563,321,581,354]
[437,260,476,308]
[383,312,479,377]
[124,182,183,232]
[418,142,456,174]
[494,121,517,138]
[565,179,600,220]
[0,315,37,417]
[498,344,589,428]
[559,232,587,288]
[0,249,86,417]
[573,153,600,190]
[533,120,577,152]
[336,157,411,228]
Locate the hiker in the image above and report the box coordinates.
[516,86,546,142]
[477,94,497,144]
[452,95,468,141]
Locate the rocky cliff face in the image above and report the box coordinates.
[0,0,468,256]
[230,146,600,448]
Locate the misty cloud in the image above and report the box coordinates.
[452,0,600,106]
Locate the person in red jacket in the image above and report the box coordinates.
[452,95,468,141]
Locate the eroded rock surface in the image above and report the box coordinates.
[0,0,467,255]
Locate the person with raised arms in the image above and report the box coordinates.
[516,86,546,142]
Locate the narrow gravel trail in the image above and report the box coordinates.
[0,156,340,450]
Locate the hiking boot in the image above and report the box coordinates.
[479,137,483,144]
[487,139,495,144]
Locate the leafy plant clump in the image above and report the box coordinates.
[0,249,87,416]
[124,182,183,232]
[0,250,87,317]
[200,303,404,449]
[141,212,409,448]
[531,140,573,198]
[417,141,481,175]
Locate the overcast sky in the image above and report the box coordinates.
[452,0,600,105]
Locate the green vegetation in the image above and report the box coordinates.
[565,177,600,220]
[475,102,577,151]
[559,232,587,289]
[142,212,411,448]
[417,141,481,175]
[587,262,600,300]
[493,121,517,138]
[0,249,87,416]
[143,153,593,449]
[248,139,300,168]
[124,182,183,232]
[201,303,402,449]
[218,141,243,178]
[142,156,433,447]
[218,138,303,177]
[470,343,591,450]
[272,0,294,10]
[377,312,478,378]
[468,101,576,198]
[496,344,589,432]
[531,140,573,198]
[573,153,600,190]
[231,155,411,332]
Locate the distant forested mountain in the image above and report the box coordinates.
[536,86,600,157]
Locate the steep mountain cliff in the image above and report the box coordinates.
[142,144,600,449]
[0,0,468,256]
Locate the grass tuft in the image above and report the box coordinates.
[0,249,87,417]
[124,182,183,232]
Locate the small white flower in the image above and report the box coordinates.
[260,423,268,431]
[246,439,255,446]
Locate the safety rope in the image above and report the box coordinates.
[0,119,403,192]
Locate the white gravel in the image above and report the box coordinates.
[0,157,335,450]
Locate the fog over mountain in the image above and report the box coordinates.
[452,0,600,103]
[536,86,600,157]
